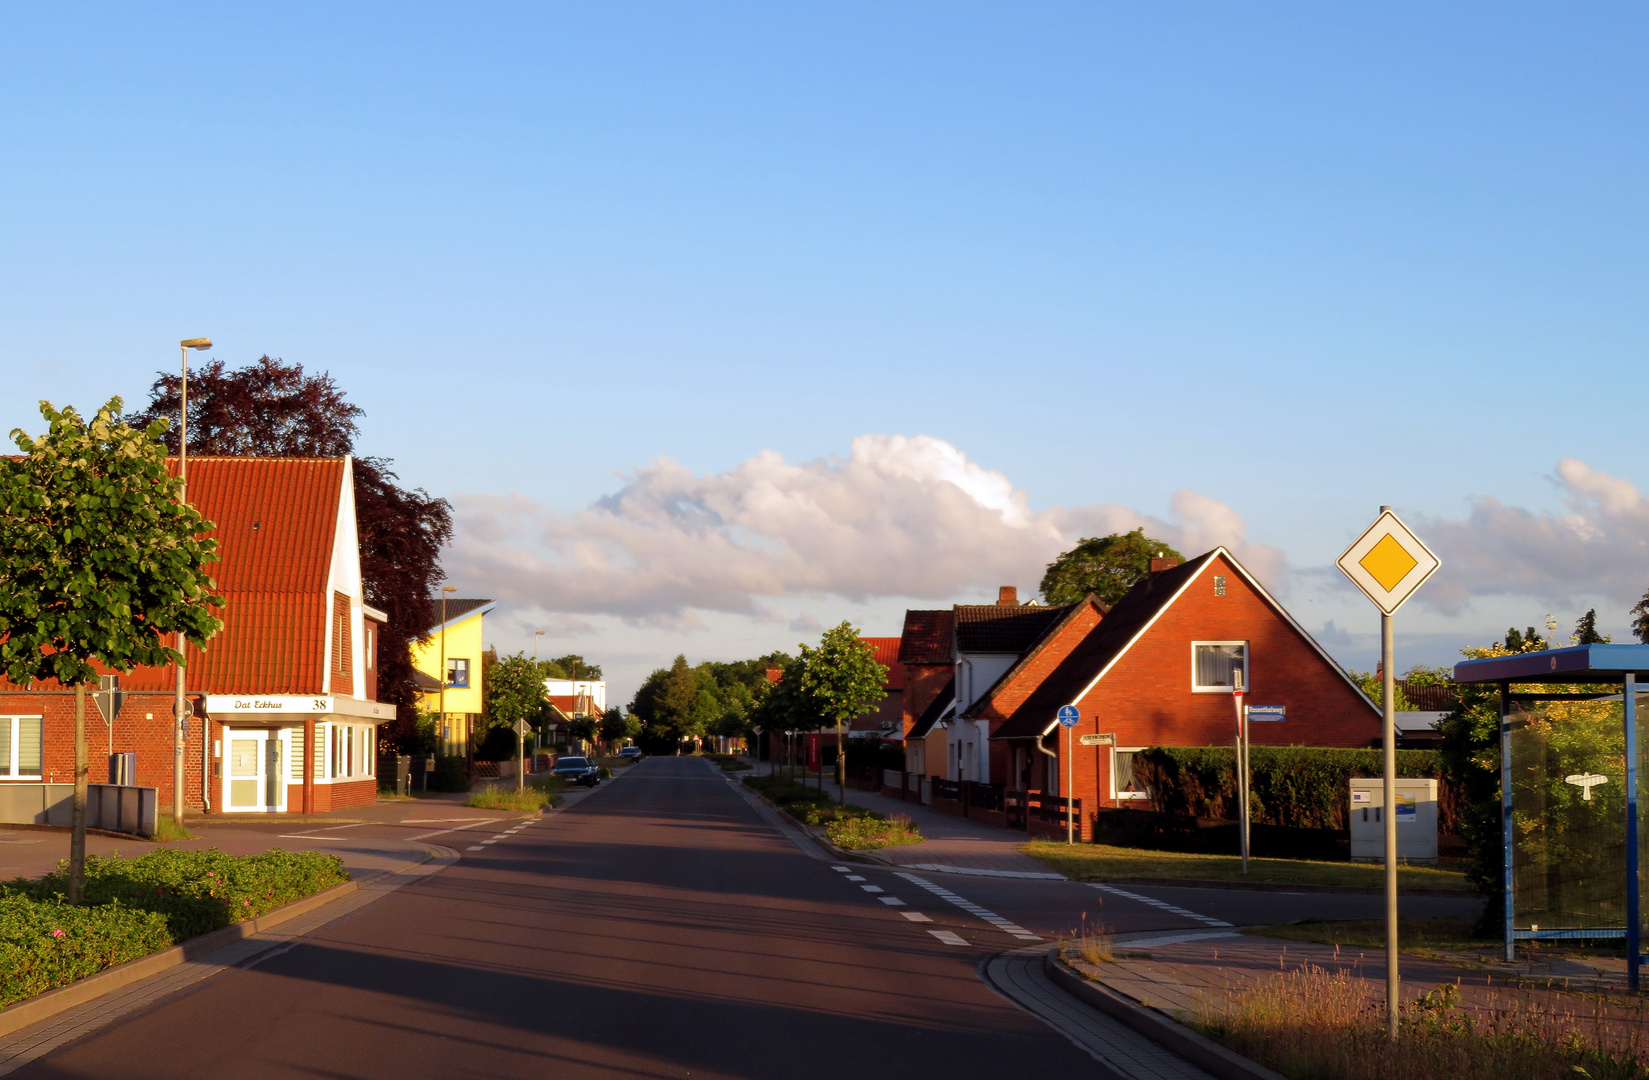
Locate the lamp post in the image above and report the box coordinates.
[534,631,544,660]
[439,586,456,757]
[174,337,211,825]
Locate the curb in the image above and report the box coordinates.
[0,874,374,1039]
[1042,951,1287,1080]
[1093,876,1473,898]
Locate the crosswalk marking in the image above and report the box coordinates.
[928,929,969,946]
[878,896,906,906]
[1084,883,1233,927]
[894,872,1043,941]
[901,911,933,922]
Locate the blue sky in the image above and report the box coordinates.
[4,4,1647,701]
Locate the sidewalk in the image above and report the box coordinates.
[750,763,1061,878]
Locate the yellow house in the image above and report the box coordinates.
[412,598,495,757]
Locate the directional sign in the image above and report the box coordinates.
[1057,705,1081,728]
[1246,705,1285,723]
[1336,510,1440,616]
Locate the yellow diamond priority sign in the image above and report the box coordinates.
[1337,510,1439,615]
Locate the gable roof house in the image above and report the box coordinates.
[412,598,495,759]
[852,637,905,740]
[984,550,1379,834]
[0,457,395,818]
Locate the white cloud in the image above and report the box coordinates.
[446,434,1283,622]
[1418,458,1649,615]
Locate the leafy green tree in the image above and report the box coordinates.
[798,622,888,804]
[630,655,704,753]
[599,707,636,749]
[1346,669,1414,711]
[485,652,552,731]
[545,654,601,680]
[1632,590,1649,645]
[1039,528,1184,606]
[0,399,224,902]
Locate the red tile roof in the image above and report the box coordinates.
[897,610,953,665]
[0,458,347,696]
[859,637,906,689]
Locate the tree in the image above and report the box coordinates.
[544,654,601,680]
[0,399,224,902]
[630,655,707,753]
[1039,528,1184,606]
[1573,609,1609,645]
[599,707,636,750]
[1633,590,1649,645]
[797,622,888,804]
[485,653,552,733]
[128,356,452,747]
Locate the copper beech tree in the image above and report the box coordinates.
[0,399,223,902]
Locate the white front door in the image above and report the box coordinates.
[224,729,288,812]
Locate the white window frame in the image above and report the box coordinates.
[1110,746,1150,801]
[1191,640,1249,693]
[0,715,44,780]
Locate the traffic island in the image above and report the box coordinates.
[1045,930,1649,1080]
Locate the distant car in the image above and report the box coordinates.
[551,756,600,787]
[619,747,643,762]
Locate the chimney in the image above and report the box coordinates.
[1149,557,1182,574]
[997,585,1018,606]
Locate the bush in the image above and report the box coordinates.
[428,755,470,792]
[704,753,751,771]
[827,814,922,850]
[1136,746,1463,833]
[0,847,349,1007]
[465,777,564,812]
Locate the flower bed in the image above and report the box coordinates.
[0,848,349,1009]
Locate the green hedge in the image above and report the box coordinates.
[1135,746,1463,834]
[0,848,349,1008]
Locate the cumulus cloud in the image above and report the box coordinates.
[446,434,1283,622]
[1418,459,1649,615]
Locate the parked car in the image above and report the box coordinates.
[551,756,600,787]
[619,746,643,762]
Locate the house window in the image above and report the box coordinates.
[446,658,470,689]
[1192,641,1247,692]
[0,716,44,779]
[1111,747,1150,801]
[364,624,375,670]
[331,593,352,679]
[1213,575,1226,596]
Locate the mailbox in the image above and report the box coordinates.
[1350,777,1438,862]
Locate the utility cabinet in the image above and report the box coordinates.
[1349,777,1438,862]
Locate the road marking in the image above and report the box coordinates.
[878,896,906,906]
[831,866,850,872]
[844,875,865,881]
[279,823,365,838]
[900,863,1064,880]
[894,872,1042,940]
[1115,929,1239,948]
[928,929,969,946]
[466,845,484,851]
[901,911,932,922]
[408,819,500,841]
[860,885,884,893]
[480,840,498,845]
[1085,883,1233,927]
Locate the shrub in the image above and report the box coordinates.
[0,847,349,1008]
[704,753,751,771]
[465,778,563,813]
[826,814,921,850]
[1136,746,1463,833]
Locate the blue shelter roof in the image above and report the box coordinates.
[1454,644,1649,685]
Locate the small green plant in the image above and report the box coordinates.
[705,753,751,772]
[1058,917,1115,968]
[826,814,921,850]
[466,788,552,812]
[150,815,193,843]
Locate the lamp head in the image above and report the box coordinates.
[442,586,457,594]
[180,338,212,350]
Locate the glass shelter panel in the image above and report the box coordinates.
[1509,693,1648,934]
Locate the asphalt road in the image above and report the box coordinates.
[14,757,1138,1080]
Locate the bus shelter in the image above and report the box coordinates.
[1455,644,1649,989]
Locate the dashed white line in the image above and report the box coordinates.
[466,845,484,851]
[831,866,851,872]
[928,929,969,946]
[901,911,933,922]
[844,875,866,882]
[860,885,884,894]
[878,896,906,906]
[1085,883,1233,927]
[894,873,1043,941]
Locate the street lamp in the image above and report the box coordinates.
[439,586,456,757]
[174,337,211,824]
[534,630,544,660]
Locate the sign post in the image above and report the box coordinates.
[1057,705,1081,844]
[1337,506,1440,1041]
[1233,670,1248,874]
[513,719,532,791]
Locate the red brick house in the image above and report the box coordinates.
[0,457,394,816]
[983,549,1379,818]
[850,637,905,740]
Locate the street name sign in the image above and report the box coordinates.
[1246,706,1285,723]
[1336,510,1440,615]
[1079,733,1113,746]
[1057,705,1081,727]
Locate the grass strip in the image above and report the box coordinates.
[465,777,565,813]
[703,753,752,771]
[743,774,923,847]
[1021,841,1470,891]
